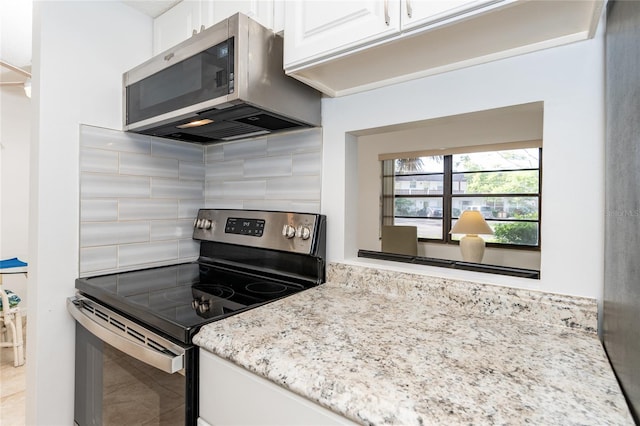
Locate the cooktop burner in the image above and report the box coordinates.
[75,262,307,343]
[198,285,234,299]
[246,282,289,294]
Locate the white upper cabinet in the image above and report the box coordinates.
[201,1,276,33]
[153,0,281,55]
[283,0,605,97]
[400,0,497,31]
[283,0,401,68]
[153,0,202,55]
[284,0,503,69]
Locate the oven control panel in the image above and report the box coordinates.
[224,218,265,237]
[192,209,325,255]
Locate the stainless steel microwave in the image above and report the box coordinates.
[123,13,321,144]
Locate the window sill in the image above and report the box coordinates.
[416,239,541,252]
[357,250,540,279]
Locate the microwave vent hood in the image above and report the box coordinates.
[123,13,321,144]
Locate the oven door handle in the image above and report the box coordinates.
[67,297,185,374]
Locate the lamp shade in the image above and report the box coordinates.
[450,210,494,235]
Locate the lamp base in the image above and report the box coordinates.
[459,234,486,263]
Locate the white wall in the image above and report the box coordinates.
[322,24,605,299]
[29,2,152,424]
[0,89,30,305]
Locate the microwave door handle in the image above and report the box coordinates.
[66,297,184,374]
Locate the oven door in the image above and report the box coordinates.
[68,296,197,426]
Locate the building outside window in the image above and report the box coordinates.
[382,145,541,248]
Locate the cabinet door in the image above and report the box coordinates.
[401,0,501,31]
[272,0,285,34]
[153,0,202,54]
[201,0,275,31]
[284,0,401,69]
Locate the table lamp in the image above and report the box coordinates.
[449,210,494,263]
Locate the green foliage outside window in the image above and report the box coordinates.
[492,210,539,245]
[455,151,539,195]
[394,198,414,216]
[493,222,538,245]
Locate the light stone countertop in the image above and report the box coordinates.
[194,263,633,425]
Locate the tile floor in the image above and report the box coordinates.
[0,318,26,426]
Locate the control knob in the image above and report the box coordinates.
[192,296,210,314]
[194,218,212,229]
[297,226,311,240]
[282,224,296,239]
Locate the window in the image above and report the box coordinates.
[382,146,541,248]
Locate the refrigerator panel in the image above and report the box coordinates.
[604,1,640,422]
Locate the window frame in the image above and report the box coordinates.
[382,147,542,251]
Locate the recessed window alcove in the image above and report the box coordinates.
[352,102,543,278]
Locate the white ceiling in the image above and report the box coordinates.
[0,0,180,88]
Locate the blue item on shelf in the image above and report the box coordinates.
[0,258,28,270]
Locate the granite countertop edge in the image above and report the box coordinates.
[327,263,598,333]
[194,264,631,425]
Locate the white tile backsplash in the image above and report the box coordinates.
[266,176,321,200]
[81,221,150,247]
[205,200,245,209]
[267,128,322,155]
[80,125,151,154]
[243,200,294,211]
[79,125,204,275]
[205,144,224,163]
[81,173,151,198]
[150,219,194,241]
[178,199,205,219]
[119,199,179,220]
[120,153,179,178]
[151,178,204,199]
[221,137,268,160]
[244,155,292,178]
[293,152,322,176]
[291,202,321,213]
[223,180,267,199]
[204,180,224,199]
[205,128,322,211]
[80,200,118,222]
[79,246,118,274]
[80,125,322,275]
[80,148,119,173]
[152,139,205,162]
[205,160,244,179]
[179,239,200,258]
[180,161,206,180]
[118,241,179,268]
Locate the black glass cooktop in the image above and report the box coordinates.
[75,262,307,344]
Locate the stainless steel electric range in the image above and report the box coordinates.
[68,209,326,426]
